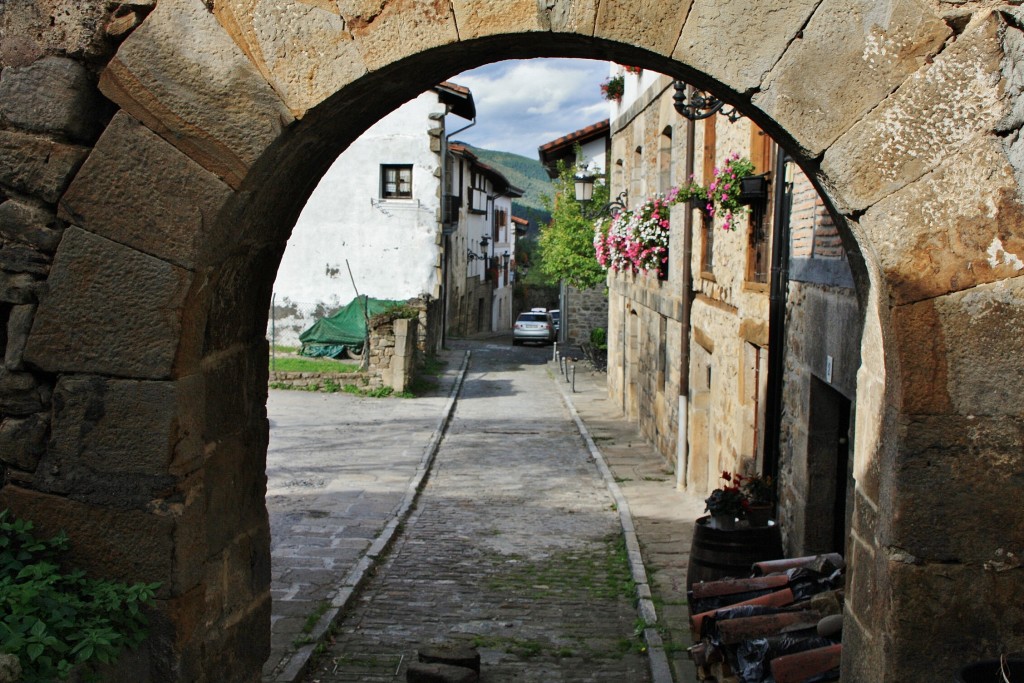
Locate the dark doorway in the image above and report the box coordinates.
[806,376,852,555]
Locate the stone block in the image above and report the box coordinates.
[892,413,1024,562]
[0,130,89,204]
[407,662,478,683]
[859,139,1023,306]
[217,524,271,616]
[201,343,269,444]
[754,0,949,158]
[98,0,293,189]
[339,0,459,73]
[42,374,203,485]
[0,56,109,142]
[0,272,41,305]
[0,0,113,67]
[24,227,193,379]
[0,246,50,275]
[213,0,367,116]
[0,412,48,471]
[821,12,1005,212]
[594,0,689,56]
[0,369,49,415]
[198,434,269,555]
[674,0,818,95]
[0,486,177,584]
[4,303,35,370]
[887,560,1024,682]
[59,111,233,270]
[0,200,64,253]
[892,277,1024,416]
[450,0,551,39]
[203,247,282,354]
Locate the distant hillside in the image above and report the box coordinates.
[461,144,553,237]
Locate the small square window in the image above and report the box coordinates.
[381,164,413,199]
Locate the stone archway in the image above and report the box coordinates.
[1,1,1022,680]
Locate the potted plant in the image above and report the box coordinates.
[704,472,746,529]
[741,473,774,527]
[600,75,624,103]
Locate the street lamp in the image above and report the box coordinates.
[479,235,490,266]
[573,171,628,219]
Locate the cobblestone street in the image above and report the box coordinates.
[302,339,650,682]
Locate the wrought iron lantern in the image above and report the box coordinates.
[573,171,628,219]
[672,81,743,123]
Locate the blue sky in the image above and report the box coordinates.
[446,58,611,159]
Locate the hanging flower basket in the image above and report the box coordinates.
[593,195,672,275]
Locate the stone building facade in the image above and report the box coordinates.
[445,144,520,338]
[605,72,867,560]
[0,3,1020,681]
[776,169,862,557]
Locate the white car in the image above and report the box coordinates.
[513,311,555,345]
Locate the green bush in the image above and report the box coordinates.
[0,510,159,682]
[590,327,607,350]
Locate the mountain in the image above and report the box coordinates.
[460,144,553,237]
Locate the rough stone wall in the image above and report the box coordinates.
[607,81,773,495]
[563,284,607,346]
[448,275,491,338]
[777,168,862,557]
[367,316,418,392]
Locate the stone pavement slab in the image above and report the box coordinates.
[303,339,652,683]
[551,357,706,682]
[262,350,468,681]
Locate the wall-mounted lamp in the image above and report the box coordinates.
[573,171,628,220]
[501,250,510,268]
[672,81,743,123]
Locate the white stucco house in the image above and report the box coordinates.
[269,82,475,348]
[445,143,522,336]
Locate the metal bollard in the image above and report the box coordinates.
[571,364,576,392]
[552,342,558,363]
[565,358,571,383]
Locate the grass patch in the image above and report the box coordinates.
[270,356,360,373]
[272,344,299,354]
[302,601,331,634]
[483,533,635,603]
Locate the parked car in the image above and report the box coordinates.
[549,309,560,336]
[513,311,555,345]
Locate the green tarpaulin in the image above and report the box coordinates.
[298,295,402,359]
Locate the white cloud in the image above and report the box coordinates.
[448,58,613,158]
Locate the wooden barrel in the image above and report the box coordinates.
[687,515,784,591]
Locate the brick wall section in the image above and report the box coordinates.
[789,170,842,260]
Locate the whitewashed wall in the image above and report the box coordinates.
[269,92,445,346]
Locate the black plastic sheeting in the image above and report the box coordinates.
[734,634,835,683]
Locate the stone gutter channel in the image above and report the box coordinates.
[270,350,471,683]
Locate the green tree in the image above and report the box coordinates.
[537,161,610,290]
